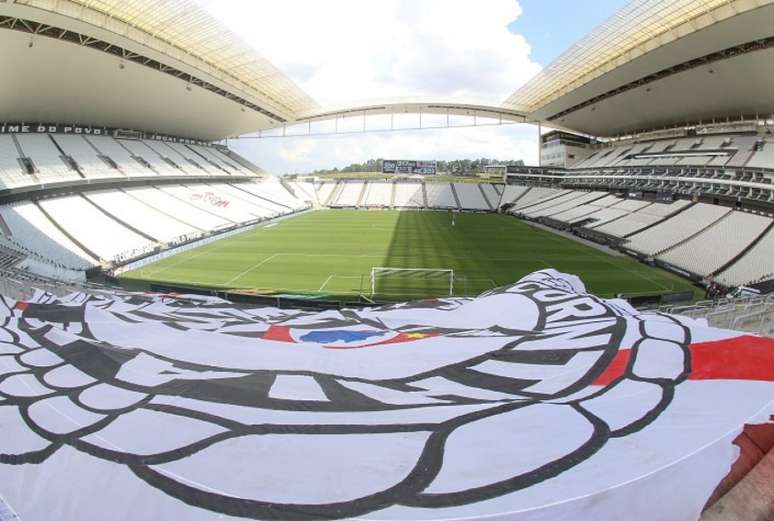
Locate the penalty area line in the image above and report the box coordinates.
[223,253,281,286]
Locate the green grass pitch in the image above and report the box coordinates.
[120,209,698,300]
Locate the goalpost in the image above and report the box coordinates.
[370,267,454,298]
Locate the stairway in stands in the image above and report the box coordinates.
[449,182,462,210]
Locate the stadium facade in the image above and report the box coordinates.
[1,1,774,521]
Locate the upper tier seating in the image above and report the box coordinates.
[658,211,771,277]
[453,183,490,210]
[424,182,457,209]
[362,181,393,207]
[52,135,117,179]
[746,140,774,170]
[625,203,732,256]
[15,134,82,183]
[0,135,34,189]
[118,139,181,176]
[188,144,238,175]
[393,182,425,208]
[86,136,141,176]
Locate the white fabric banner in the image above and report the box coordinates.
[0,269,772,521]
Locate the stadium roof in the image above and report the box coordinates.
[505,0,770,113]
[506,0,774,136]
[10,0,319,117]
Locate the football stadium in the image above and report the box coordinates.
[0,1,773,520]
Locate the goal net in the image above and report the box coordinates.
[370,267,454,299]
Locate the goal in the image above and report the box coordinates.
[370,267,454,298]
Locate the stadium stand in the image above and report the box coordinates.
[316,180,340,206]
[658,211,772,278]
[52,134,117,179]
[392,181,426,208]
[38,195,154,262]
[499,185,531,207]
[592,199,691,237]
[479,183,499,209]
[235,178,306,210]
[119,138,181,176]
[0,201,96,268]
[508,187,565,212]
[524,191,606,218]
[125,186,229,230]
[515,190,582,215]
[15,133,82,183]
[424,182,457,209]
[0,135,34,189]
[332,180,365,207]
[188,144,237,174]
[717,226,774,287]
[85,189,198,243]
[287,180,319,205]
[453,183,490,210]
[625,203,731,257]
[362,180,393,207]
[85,136,140,177]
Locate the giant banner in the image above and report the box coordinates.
[0,269,773,520]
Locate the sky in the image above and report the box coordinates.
[198,0,629,175]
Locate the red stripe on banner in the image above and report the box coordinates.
[14,302,28,311]
[592,349,631,386]
[263,325,295,343]
[688,335,774,382]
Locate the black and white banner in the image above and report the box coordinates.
[0,269,772,520]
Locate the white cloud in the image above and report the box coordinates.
[199,0,542,173]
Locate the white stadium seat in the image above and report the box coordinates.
[453,183,490,210]
[424,182,457,208]
[15,134,82,183]
[658,211,771,277]
[0,201,96,268]
[626,203,732,256]
[393,182,425,208]
[38,195,154,262]
[0,135,35,189]
[84,189,198,243]
[362,181,393,207]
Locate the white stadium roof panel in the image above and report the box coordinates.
[11,0,319,118]
[505,0,772,113]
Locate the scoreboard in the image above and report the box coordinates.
[382,160,437,175]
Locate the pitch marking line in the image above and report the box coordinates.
[223,253,281,286]
[318,274,334,291]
